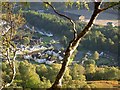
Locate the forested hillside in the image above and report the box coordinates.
[23,11,119,56]
[1,2,120,89]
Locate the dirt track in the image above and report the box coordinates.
[85,19,120,26]
[65,9,119,26]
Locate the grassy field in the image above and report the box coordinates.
[87,81,120,88]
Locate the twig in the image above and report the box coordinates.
[0,49,17,90]
[99,2,120,12]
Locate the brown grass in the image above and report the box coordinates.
[87,81,119,88]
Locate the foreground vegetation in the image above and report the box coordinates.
[2,60,120,88]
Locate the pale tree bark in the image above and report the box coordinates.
[50,2,102,89]
[0,2,24,90]
[44,1,120,89]
[0,50,17,90]
[0,18,17,90]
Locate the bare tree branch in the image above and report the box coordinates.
[0,49,17,90]
[6,48,13,69]
[48,2,103,89]
[0,3,18,89]
[94,2,102,9]
[100,2,120,12]
[43,2,77,39]
[77,2,102,40]
[0,35,17,89]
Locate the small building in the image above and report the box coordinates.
[107,22,115,27]
[37,10,44,13]
[79,15,85,21]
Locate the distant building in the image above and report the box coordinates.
[107,22,115,27]
[37,10,44,13]
[79,15,85,21]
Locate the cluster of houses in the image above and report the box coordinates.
[0,19,11,36]
[86,51,107,58]
[25,25,53,37]
[17,43,114,66]
[80,51,116,66]
[16,44,50,54]
[23,49,64,65]
[16,44,64,65]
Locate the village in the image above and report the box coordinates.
[15,41,116,66]
[0,17,118,67]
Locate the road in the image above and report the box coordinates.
[65,9,119,26]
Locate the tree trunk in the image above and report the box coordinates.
[48,2,102,89]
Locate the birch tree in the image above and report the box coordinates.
[0,2,25,89]
[43,1,120,89]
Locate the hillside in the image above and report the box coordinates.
[1,2,120,89]
[23,11,119,61]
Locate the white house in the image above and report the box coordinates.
[99,52,104,56]
[24,55,32,60]
[35,59,46,63]
[58,56,63,60]
[52,52,59,57]
[45,60,56,65]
